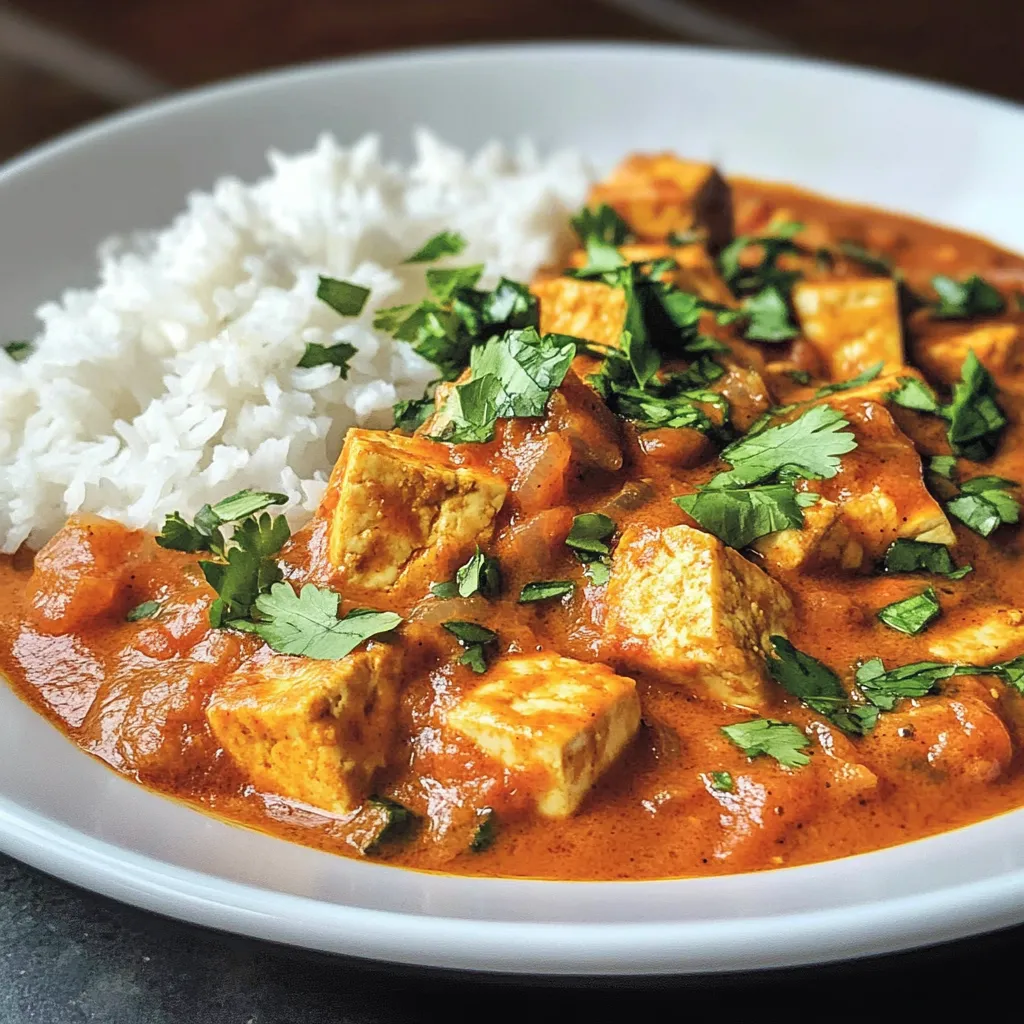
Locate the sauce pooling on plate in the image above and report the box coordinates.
[4,153,1024,880]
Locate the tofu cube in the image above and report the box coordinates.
[207,644,403,814]
[814,399,956,553]
[320,429,507,590]
[793,278,904,380]
[928,607,1024,665]
[753,498,865,572]
[603,524,794,710]
[532,276,626,348]
[911,318,1024,389]
[446,654,640,818]
[588,153,734,252]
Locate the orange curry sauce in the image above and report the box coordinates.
[3,171,1024,880]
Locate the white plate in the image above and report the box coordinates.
[2,44,1024,976]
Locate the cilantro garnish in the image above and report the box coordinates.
[392,393,435,433]
[946,475,1020,537]
[361,796,418,856]
[888,376,942,414]
[316,276,370,317]
[470,808,498,853]
[3,341,30,362]
[404,230,467,263]
[675,405,855,548]
[518,580,575,603]
[946,351,1007,460]
[786,369,812,386]
[814,361,884,399]
[709,771,734,792]
[931,274,1005,319]
[156,489,288,555]
[239,582,401,659]
[854,659,957,710]
[443,620,498,673]
[430,328,576,443]
[882,539,971,579]
[877,586,941,635]
[298,341,357,372]
[929,455,957,480]
[740,285,798,342]
[426,264,485,302]
[126,600,161,622]
[431,546,501,600]
[571,204,633,247]
[721,719,811,769]
[565,513,615,584]
[766,636,878,737]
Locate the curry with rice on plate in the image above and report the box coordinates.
[4,151,1024,879]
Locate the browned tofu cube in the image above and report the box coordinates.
[603,524,794,710]
[319,429,507,591]
[588,153,734,252]
[446,653,640,818]
[910,315,1024,390]
[793,278,904,380]
[532,276,626,349]
[207,644,403,814]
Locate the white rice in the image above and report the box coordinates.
[0,131,591,553]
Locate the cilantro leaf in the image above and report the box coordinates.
[392,394,435,433]
[519,580,575,603]
[156,511,210,553]
[814,361,885,399]
[718,221,804,296]
[427,265,485,301]
[740,286,799,342]
[565,513,616,557]
[3,341,31,362]
[709,771,734,792]
[855,658,956,710]
[298,341,357,373]
[883,539,970,579]
[208,490,288,523]
[932,274,1005,319]
[316,276,370,317]
[929,455,957,480]
[443,620,498,674]
[676,483,809,549]
[126,600,161,622]
[946,476,1020,537]
[877,586,941,635]
[430,374,501,444]
[246,582,401,658]
[721,719,811,769]
[946,351,1006,460]
[717,404,857,486]
[888,376,942,414]
[584,560,611,586]
[470,808,498,853]
[432,546,501,599]
[405,230,467,263]
[361,796,418,856]
[571,204,633,247]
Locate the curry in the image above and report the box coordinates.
[3,154,1024,880]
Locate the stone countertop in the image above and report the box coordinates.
[4,849,1024,1023]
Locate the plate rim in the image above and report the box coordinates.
[3,40,1024,975]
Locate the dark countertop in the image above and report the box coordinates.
[3,848,1024,1022]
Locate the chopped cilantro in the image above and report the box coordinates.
[126,600,161,622]
[404,230,467,263]
[392,393,435,433]
[709,771,734,792]
[946,475,1020,537]
[316,276,370,317]
[766,636,877,736]
[721,718,811,769]
[855,659,957,710]
[361,796,418,856]
[571,204,633,247]
[298,340,357,372]
[518,580,575,603]
[443,620,498,674]
[946,351,1007,460]
[676,483,812,550]
[929,455,957,480]
[565,513,615,556]
[740,285,799,342]
[241,582,401,659]
[584,560,611,586]
[889,376,942,414]
[427,264,485,302]
[786,369,812,386]
[883,539,971,579]
[931,274,1005,319]
[814,361,884,399]
[3,341,30,362]
[432,546,501,600]
[877,586,941,635]
[470,808,498,852]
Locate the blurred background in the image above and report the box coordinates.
[1,0,1022,164]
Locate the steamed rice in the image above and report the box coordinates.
[0,131,591,553]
